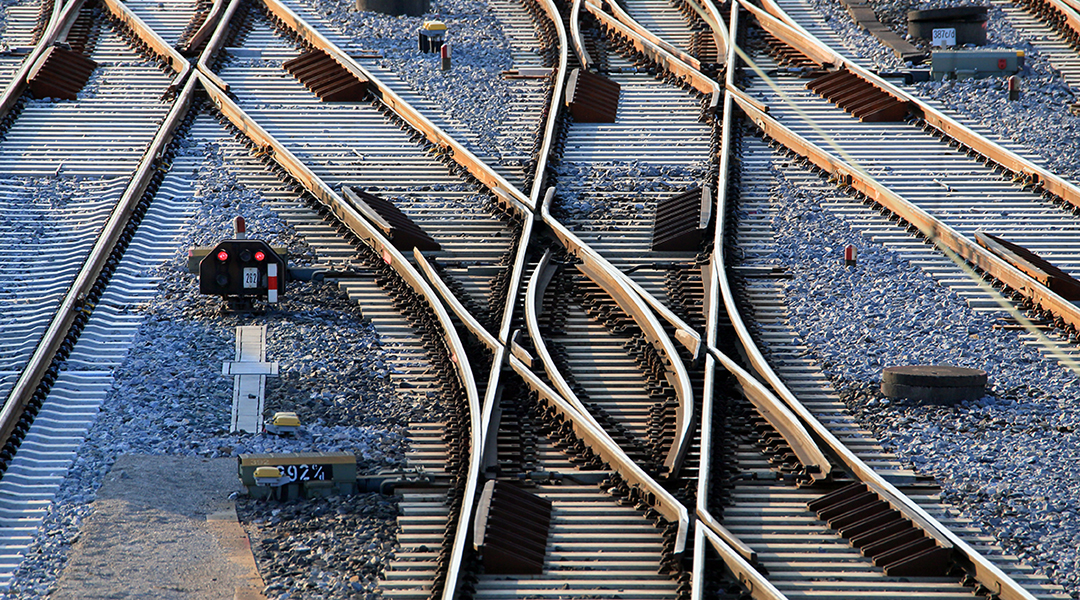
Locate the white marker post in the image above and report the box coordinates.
[224,325,279,433]
[267,263,279,304]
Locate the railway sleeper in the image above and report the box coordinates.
[809,482,953,576]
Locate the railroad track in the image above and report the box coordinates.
[262,0,555,191]
[0,0,51,92]
[0,0,194,585]
[738,0,1080,368]
[771,0,1080,90]
[726,130,1070,600]
[1,0,1079,596]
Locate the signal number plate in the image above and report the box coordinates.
[282,464,329,481]
[243,267,259,289]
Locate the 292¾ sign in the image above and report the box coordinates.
[281,464,330,481]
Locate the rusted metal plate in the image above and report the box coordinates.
[884,545,953,576]
[27,45,97,101]
[283,49,367,102]
[342,187,440,252]
[651,187,711,252]
[976,231,1080,301]
[565,67,620,123]
[472,480,551,574]
[809,483,951,576]
[806,68,910,122]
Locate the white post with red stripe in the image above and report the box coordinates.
[267,262,279,303]
[844,244,857,267]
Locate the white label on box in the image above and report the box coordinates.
[932,28,956,47]
[243,267,259,288]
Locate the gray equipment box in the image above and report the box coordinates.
[931,50,1023,80]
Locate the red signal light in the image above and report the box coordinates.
[216,250,229,262]
[254,251,266,262]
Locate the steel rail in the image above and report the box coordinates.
[696,5,743,583]
[414,247,693,556]
[197,72,481,600]
[689,357,712,600]
[684,0,721,33]
[1041,0,1080,40]
[728,86,1052,600]
[696,6,829,575]
[695,359,760,564]
[570,0,592,69]
[540,190,696,479]
[496,205,536,344]
[246,4,548,500]
[582,2,1014,593]
[527,0,569,207]
[0,72,200,474]
[725,23,1080,597]
[179,0,229,54]
[699,522,789,600]
[1054,0,1080,24]
[593,0,703,69]
[739,0,1080,357]
[509,353,691,553]
[412,247,506,478]
[0,0,87,121]
[753,0,1080,215]
[737,0,840,67]
[524,249,590,415]
[584,0,721,102]
[522,245,692,475]
[541,202,704,359]
[43,0,65,41]
[540,5,715,356]
[99,0,191,85]
[195,0,239,92]
[707,344,831,477]
[688,0,728,58]
[255,0,531,209]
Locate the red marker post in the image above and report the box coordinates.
[844,244,857,267]
[1008,75,1020,101]
[441,43,451,71]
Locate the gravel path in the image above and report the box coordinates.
[47,456,259,600]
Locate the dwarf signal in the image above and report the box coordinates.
[199,239,285,302]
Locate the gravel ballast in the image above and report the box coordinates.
[758,165,1080,594]
[1,126,426,599]
[794,0,1080,180]
[297,0,529,164]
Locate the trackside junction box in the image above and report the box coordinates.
[931,49,1023,80]
[239,452,357,499]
